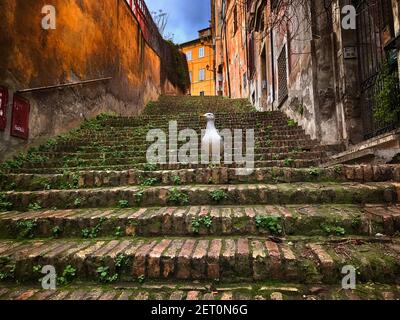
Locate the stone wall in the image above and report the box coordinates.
[0,0,188,161]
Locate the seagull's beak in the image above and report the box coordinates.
[202,114,207,117]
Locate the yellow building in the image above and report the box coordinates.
[180,28,215,96]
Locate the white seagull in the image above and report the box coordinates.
[202,113,223,162]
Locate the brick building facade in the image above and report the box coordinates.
[212,0,400,149]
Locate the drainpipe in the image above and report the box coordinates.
[244,0,250,97]
[223,9,232,98]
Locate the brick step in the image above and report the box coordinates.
[16,153,324,169]
[30,150,324,161]
[2,165,399,192]
[1,205,399,239]
[47,134,316,148]
[102,116,291,125]
[0,237,399,284]
[71,144,334,154]
[99,120,296,129]
[108,112,286,121]
[50,142,322,153]
[1,282,399,300]
[110,111,286,120]
[77,127,306,137]
[47,137,317,150]
[1,182,397,211]
[7,159,322,174]
[70,132,311,142]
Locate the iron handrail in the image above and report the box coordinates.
[16,77,112,93]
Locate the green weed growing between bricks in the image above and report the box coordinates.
[0,258,15,281]
[192,216,213,234]
[134,189,145,205]
[168,188,189,205]
[321,223,346,236]
[255,215,283,235]
[57,265,77,286]
[28,202,42,211]
[82,218,106,239]
[96,253,128,284]
[96,266,118,284]
[0,194,13,211]
[117,200,129,209]
[209,189,229,203]
[52,226,63,238]
[172,175,181,185]
[17,219,37,239]
[308,167,322,177]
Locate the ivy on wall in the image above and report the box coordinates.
[161,41,190,93]
[373,60,400,125]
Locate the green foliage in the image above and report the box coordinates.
[115,253,129,269]
[0,261,15,281]
[308,167,322,177]
[255,215,283,235]
[52,226,62,238]
[172,175,182,186]
[117,200,129,209]
[96,266,118,284]
[373,60,400,124]
[321,223,346,236]
[351,215,362,230]
[28,202,42,211]
[287,119,298,128]
[57,265,77,286]
[3,150,49,170]
[168,188,189,205]
[73,198,82,208]
[80,117,104,131]
[265,139,273,147]
[60,171,80,190]
[114,226,123,237]
[291,147,302,154]
[134,189,145,205]
[283,158,295,167]
[81,218,105,239]
[0,194,13,212]
[165,41,191,92]
[191,215,213,234]
[265,125,273,131]
[33,264,42,274]
[43,183,52,190]
[137,274,146,284]
[143,163,157,172]
[334,165,343,175]
[141,177,159,187]
[209,190,229,203]
[17,219,37,239]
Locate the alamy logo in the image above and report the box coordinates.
[41,265,57,290]
[341,265,356,290]
[341,5,356,30]
[146,121,255,176]
[41,5,56,30]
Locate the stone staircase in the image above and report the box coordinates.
[0,95,400,300]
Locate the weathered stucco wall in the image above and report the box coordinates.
[0,0,187,161]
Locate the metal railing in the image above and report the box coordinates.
[16,77,112,94]
[126,0,164,56]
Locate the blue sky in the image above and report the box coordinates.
[145,0,211,44]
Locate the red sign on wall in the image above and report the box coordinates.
[11,95,30,140]
[0,86,8,131]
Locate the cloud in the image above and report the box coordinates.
[145,0,210,44]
